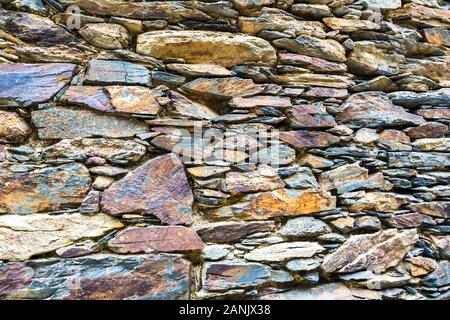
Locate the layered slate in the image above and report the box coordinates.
[0,254,191,300]
[101,153,194,225]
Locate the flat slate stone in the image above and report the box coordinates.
[209,188,336,220]
[280,130,340,149]
[108,226,204,253]
[31,106,149,139]
[0,213,122,261]
[337,92,426,128]
[101,153,194,225]
[0,10,77,46]
[0,110,32,143]
[60,86,162,115]
[322,229,419,273]
[0,254,191,299]
[244,242,325,262]
[195,221,275,243]
[84,59,150,85]
[0,63,76,106]
[203,260,271,291]
[0,162,91,214]
[77,0,210,23]
[137,30,277,67]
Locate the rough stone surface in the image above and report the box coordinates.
[1,0,449,301]
[101,153,194,225]
[0,254,191,299]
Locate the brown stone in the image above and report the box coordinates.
[137,30,277,67]
[168,91,218,120]
[405,122,448,139]
[411,202,450,219]
[423,28,450,47]
[195,221,275,243]
[278,53,347,73]
[385,213,433,229]
[322,229,419,273]
[224,165,285,194]
[416,108,450,120]
[208,188,336,220]
[166,63,234,77]
[345,192,417,213]
[389,3,450,29]
[0,111,31,143]
[323,18,380,32]
[108,226,204,253]
[229,96,292,109]
[79,23,130,50]
[280,130,340,149]
[181,77,263,100]
[0,163,91,214]
[275,74,354,89]
[101,153,194,225]
[336,92,426,128]
[289,105,337,129]
[60,86,162,115]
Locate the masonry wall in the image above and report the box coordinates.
[0,0,449,300]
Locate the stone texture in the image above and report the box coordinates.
[84,59,150,86]
[60,86,162,115]
[280,131,340,149]
[0,254,191,299]
[137,31,277,67]
[337,92,426,128]
[203,260,271,291]
[32,106,149,139]
[0,163,91,214]
[322,229,419,273]
[0,111,32,143]
[0,63,76,106]
[108,226,204,253]
[79,23,130,50]
[0,213,122,261]
[244,242,325,262]
[101,153,194,225]
[209,189,336,220]
[279,217,331,238]
[224,165,285,194]
[195,221,275,243]
[411,202,450,219]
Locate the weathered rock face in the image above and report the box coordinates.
[32,106,149,139]
[137,31,277,67]
[0,163,91,214]
[322,229,419,273]
[101,153,194,225]
[108,226,204,253]
[0,254,191,299]
[1,0,449,301]
[0,213,123,261]
[0,63,76,106]
[337,92,426,128]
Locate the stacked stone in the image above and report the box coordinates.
[0,0,449,300]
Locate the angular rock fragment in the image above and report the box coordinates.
[337,92,426,128]
[168,91,218,120]
[84,59,150,86]
[278,53,346,73]
[405,122,448,139]
[77,0,210,22]
[322,229,419,273]
[61,86,162,115]
[0,10,77,46]
[203,260,271,291]
[280,131,339,149]
[32,106,149,139]
[289,104,336,129]
[224,165,285,194]
[0,254,191,299]
[275,73,354,88]
[229,96,291,109]
[411,202,450,219]
[0,111,31,143]
[108,226,204,253]
[259,283,360,300]
[181,77,263,100]
[319,163,372,194]
[273,36,347,63]
[79,23,130,50]
[323,18,380,32]
[208,189,336,220]
[166,63,234,77]
[389,4,450,29]
[0,162,91,214]
[244,242,325,262]
[387,152,450,168]
[195,221,275,243]
[41,138,146,163]
[422,260,450,288]
[101,153,194,225]
[279,217,330,239]
[137,30,277,67]
[388,89,450,108]
[344,192,417,213]
[0,63,76,106]
[0,213,122,261]
[423,28,450,47]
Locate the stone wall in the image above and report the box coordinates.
[0,0,449,300]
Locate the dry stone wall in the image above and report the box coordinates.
[0,0,449,300]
